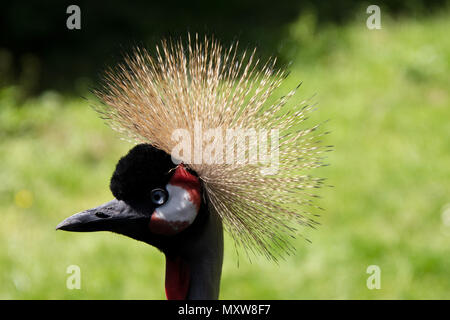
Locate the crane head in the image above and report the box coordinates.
[56,144,204,253]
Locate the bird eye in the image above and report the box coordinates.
[150,188,168,206]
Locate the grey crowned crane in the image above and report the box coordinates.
[56,35,329,300]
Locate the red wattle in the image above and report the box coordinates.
[169,164,201,210]
[165,255,190,300]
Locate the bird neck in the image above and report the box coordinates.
[164,207,224,300]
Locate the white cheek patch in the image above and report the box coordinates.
[149,184,199,235]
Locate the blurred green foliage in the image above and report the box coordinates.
[0,5,450,299]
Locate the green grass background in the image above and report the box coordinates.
[1,10,449,299]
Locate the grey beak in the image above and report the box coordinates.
[56,199,145,232]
